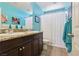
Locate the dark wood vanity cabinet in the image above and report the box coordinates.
[0,47,19,56]
[18,42,33,56]
[33,33,43,55]
[22,43,32,56]
[0,32,43,56]
[38,34,43,55]
[33,38,39,55]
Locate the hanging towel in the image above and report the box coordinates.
[63,17,72,53]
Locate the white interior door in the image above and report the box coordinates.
[72,2,79,55]
[41,12,66,48]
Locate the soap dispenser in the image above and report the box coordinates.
[16,25,18,29]
[9,24,12,29]
[21,25,23,29]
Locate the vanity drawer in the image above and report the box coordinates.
[21,35,33,43]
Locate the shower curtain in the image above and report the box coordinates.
[41,12,66,48]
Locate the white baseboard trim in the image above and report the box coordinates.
[50,43,66,49]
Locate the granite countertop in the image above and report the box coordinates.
[0,31,42,42]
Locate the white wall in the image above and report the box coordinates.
[41,12,66,48]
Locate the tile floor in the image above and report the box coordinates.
[41,45,68,56]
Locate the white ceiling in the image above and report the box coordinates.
[8,2,65,14]
[37,2,63,8]
[9,2,32,13]
[37,2,64,11]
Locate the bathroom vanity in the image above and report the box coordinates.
[0,31,43,56]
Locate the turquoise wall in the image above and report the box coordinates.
[0,3,30,27]
[31,3,44,31]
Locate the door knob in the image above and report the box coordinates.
[22,47,25,49]
[68,33,74,37]
[19,48,22,51]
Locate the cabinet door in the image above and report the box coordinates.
[0,48,18,56]
[38,33,43,55]
[33,37,39,56]
[22,42,32,56]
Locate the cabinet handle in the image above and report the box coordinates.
[22,47,25,49]
[19,48,22,51]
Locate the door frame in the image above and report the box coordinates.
[71,2,79,55]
